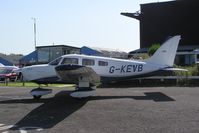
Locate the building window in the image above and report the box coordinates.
[38,48,50,63]
[67,50,70,54]
[82,59,95,66]
[98,61,108,66]
[61,58,78,65]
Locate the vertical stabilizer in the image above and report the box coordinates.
[147,35,181,66]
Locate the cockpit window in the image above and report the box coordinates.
[61,58,78,65]
[49,57,62,66]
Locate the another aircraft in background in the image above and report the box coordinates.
[15,35,185,99]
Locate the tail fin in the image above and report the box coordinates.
[146,35,181,66]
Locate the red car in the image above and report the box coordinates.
[0,66,19,82]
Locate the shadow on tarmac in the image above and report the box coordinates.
[0,91,175,131]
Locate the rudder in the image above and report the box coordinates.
[146,35,181,66]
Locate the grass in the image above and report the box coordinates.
[0,81,75,88]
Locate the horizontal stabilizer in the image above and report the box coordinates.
[163,68,188,72]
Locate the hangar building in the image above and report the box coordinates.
[20,45,128,66]
[20,45,80,66]
[122,0,199,65]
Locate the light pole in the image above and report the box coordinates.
[31,17,37,50]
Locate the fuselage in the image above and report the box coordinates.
[16,54,167,84]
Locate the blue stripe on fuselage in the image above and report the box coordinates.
[101,70,167,83]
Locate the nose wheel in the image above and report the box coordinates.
[30,88,52,99]
[33,95,42,99]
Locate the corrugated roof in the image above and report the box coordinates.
[36,44,80,49]
[86,46,127,53]
[81,46,128,59]
[19,50,38,64]
[0,57,14,66]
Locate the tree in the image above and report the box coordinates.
[148,44,160,56]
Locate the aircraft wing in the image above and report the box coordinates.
[55,64,100,84]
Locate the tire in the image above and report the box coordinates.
[33,95,42,99]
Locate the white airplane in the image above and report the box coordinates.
[15,35,184,99]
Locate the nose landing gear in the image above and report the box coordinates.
[30,88,52,99]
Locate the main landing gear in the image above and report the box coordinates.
[30,76,96,99]
[70,87,96,99]
[30,86,95,99]
[70,76,96,99]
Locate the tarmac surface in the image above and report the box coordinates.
[0,86,199,133]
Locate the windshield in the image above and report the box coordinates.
[49,57,62,66]
[0,68,13,74]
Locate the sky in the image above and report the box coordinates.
[0,0,171,55]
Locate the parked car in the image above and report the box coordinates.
[0,66,19,82]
